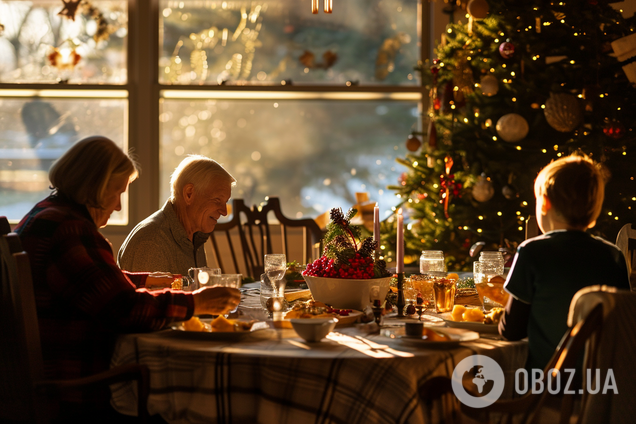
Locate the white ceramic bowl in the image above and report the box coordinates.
[290,318,337,342]
[302,275,393,310]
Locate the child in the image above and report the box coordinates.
[499,154,629,373]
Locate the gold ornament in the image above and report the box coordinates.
[496,113,529,142]
[467,0,489,19]
[57,0,82,21]
[544,93,583,133]
[480,75,499,97]
[472,173,494,203]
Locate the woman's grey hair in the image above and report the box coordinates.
[49,136,140,209]
[170,155,236,202]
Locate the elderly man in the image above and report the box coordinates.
[118,155,235,276]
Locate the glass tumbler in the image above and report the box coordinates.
[433,278,456,313]
[213,274,242,314]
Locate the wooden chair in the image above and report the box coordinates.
[418,292,606,424]
[569,286,636,423]
[525,215,541,240]
[208,197,323,279]
[0,217,150,423]
[615,223,636,290]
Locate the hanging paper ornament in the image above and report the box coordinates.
[406,134,422,152]
[496,113,529,143]
[427,119,437,150]
[544,93,583,133]
[603,120,625,139]
[480,75,499,97]
[499,42,515,59]
[611,33,636,84]
[472,173,494,203]
[467,0,489,19]
[57,0,82,21]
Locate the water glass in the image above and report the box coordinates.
[213,274,242,313]
[260,273,288,316]
[420,250,445,274]
[264,253,287,281]
[186,267,221,291]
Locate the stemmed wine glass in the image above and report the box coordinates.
[264,254,287,318]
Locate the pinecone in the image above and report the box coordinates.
[358,237,377,258]
[329,208,346,226]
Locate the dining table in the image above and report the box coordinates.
[110,283,528,424]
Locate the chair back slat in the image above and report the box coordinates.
[208,198,324,279]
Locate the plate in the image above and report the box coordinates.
[443,319,499,334]
[273,310,365,328]
[381,326,479,347]
[169,320,275,341]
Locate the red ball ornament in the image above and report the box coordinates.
[499,42,515,59]
[406,134,422,152]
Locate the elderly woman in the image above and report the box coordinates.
[15,136,240,422]
[117,155,235,276]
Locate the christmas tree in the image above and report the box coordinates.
[384,0,636,271]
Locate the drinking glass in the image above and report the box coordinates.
[433,279,456,313]
[260,273,288,317]
[186,267,221,291]
[212,274,242,313]
[264,253,287,281]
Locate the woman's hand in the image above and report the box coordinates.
[145,272,174,290]
[192,286,241,315]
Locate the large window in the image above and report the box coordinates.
[1,0,430,240]
[0,0,129,224]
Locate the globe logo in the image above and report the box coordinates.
[451,355,505,408]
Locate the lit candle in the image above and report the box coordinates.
[373,203,380,261]
[396,208,404,273]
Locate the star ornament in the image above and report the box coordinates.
[58,0,82,21]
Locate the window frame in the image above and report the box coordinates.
[1,0,452,249]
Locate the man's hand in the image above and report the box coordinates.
[193,286,241,315]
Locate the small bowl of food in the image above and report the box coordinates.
[290,318,338,343]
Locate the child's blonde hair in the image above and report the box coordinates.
[534,153,606,229]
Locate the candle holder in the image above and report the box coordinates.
[416,296,425,321]
[396,272,406,317]
[371,300,383,326]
